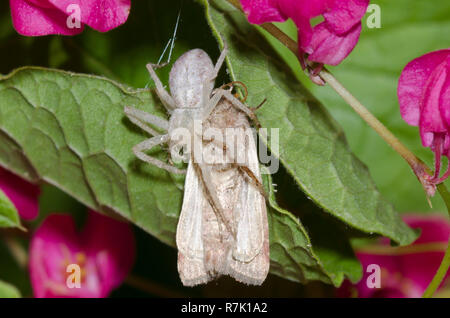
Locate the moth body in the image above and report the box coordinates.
[177,99,269,286]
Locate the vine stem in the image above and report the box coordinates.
[225,0,449,297]
[319,69,421,170]
[422,184,450,298]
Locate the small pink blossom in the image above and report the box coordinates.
[240,0,369,68]
[0,167,40,220]
[398,49,450,185]
[29,210,135,298]
[9,0,131,36]
[338,214,450,298]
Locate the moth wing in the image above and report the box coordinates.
[176,159,209,286]
[228,135,270,285]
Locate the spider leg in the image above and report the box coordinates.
[133,134,186,174]
[146,63,177,113]
[190,129,236,238]
[193,161,236,239]
[202,89,220,121]
[124,106,169,136]
[206,132,267,199]
[199,39,230,118]
[201,89,260,129]
[221,90,261,127]
[211,40,228,80]
[236,164,267,200]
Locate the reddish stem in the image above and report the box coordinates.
[433,134,443,180]
[434,160,450,184]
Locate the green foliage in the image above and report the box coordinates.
[0,280,21,298]
[0,0,424,288]
[0,189,21,229]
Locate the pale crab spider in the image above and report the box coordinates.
[124,43,259,175]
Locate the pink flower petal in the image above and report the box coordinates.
[307,21,362,66]
[398,49,450,126]
[418,60,448,148]
[81,210,135,290]
[293,15,314,54]
[397,214,450,292]
[323,0,369,35]
[278,0,327,19]
[0,167,40,220]
[29,212,135,298]
[400,251,448,293]
[354,252,423,298]
[26,0,54,9]
[439,56,450,129]
[240,0,366,67]
[47,0,131,32]
[29,214,84,298]
[403,213,450,246]
[275,0,323,53]
[338,214,450,298]
[241,0,287,24]
[9,0,84,36]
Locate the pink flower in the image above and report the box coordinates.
[0,167,40,220]
[240,0,369,67]
[398,49,450,185]
[29,210,135,298]
[9,0,131,36]
[338,214,450,298]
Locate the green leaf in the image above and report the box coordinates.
[0,67,181,245]
[265,170,362,286]
[0,280,21,298]
[0,188,22,229]
[202,0,418,245]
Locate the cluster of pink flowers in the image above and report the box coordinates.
[0,167,135,298]
[398,49,450,185]
[241,0,369,68]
